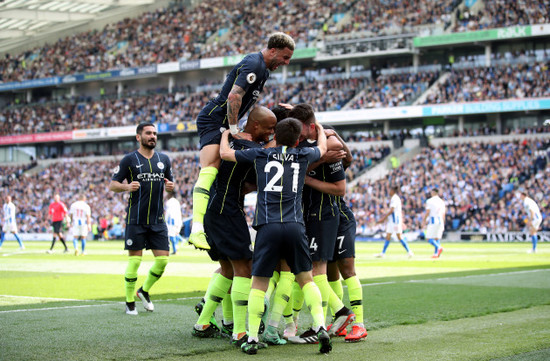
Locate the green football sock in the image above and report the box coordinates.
[222,291,233,324]
[231,277,251,335]
[302,281,325,331]
[142,256,168,293]
[124,256,142,302]
[313,274,331,318]
[197,274,232,326]
[265,270,280,301]
[192,167,218,226]
[283,289,294,324]
[268,271,294,328]
[329,279,344,317]
[247,288,266,339]
[291,281,304,321]
[344,276,364,324]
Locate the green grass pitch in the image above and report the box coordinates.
[0,241,549,360]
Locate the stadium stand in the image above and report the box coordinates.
[0,0,549,240]
[350,137,550,235]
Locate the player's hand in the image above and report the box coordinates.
[321,150,346,163]
[164,178,175,192]
[232,132,252,141]
[324,128,337,138]
[88,224,92,232]
[127,181,140,192]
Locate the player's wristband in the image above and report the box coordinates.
[229,124,239,135]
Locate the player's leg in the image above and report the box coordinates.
[221,287,234,336]
[0,230,5,247]
[80,236,86,254]
[295,272,332,354]
[194,261,233,337]
[377,233,392,257]
[528,221,540,253]
[169,236,177,254]
[327,261,346,336]
[72,235,79,255]
[124,249,143,315]
[230,259,252,345]
[397,233,413,257]
[530,232,538,253]
[189,144,220,251]
[13,231,24,249]
[338,258,368,342]
[134,225,170,312]
[264,261,293,345]
[242,223,281,354]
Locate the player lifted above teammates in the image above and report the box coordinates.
[109,122,175,315]
[189,32,295,251]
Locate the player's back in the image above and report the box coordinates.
[70,201,90,225]
[524,197,541,218]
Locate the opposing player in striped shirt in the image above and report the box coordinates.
[69,195,92,256]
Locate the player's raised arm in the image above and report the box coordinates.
[219,130,237,162]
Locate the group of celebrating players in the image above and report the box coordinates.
[109,32,366,355]
[106,31,543,356]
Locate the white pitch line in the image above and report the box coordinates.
[406,269,549,283]
[0,294,115,302]
[0,303,118,314]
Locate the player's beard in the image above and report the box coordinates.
[141,138,156,149]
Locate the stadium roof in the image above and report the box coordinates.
[0,0,165,54]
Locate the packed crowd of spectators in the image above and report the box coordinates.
[348,71,439,109]
[453,0,550,33]
[2,0,548,83]
[348,138,549,235]
[424,62,550,104]
[345,145,392,181]
[0,0,349,83]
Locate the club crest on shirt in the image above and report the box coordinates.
[246,73,256,84]
[113,166,120,174]
[157,162,164,170]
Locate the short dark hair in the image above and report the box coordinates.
[136,122,155,134]
[270,106,290,123]
[431,188,439,194]
[275,118,302,146]
[267,32,295,51]
[288,103,315,125]
[391,186,398,193]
